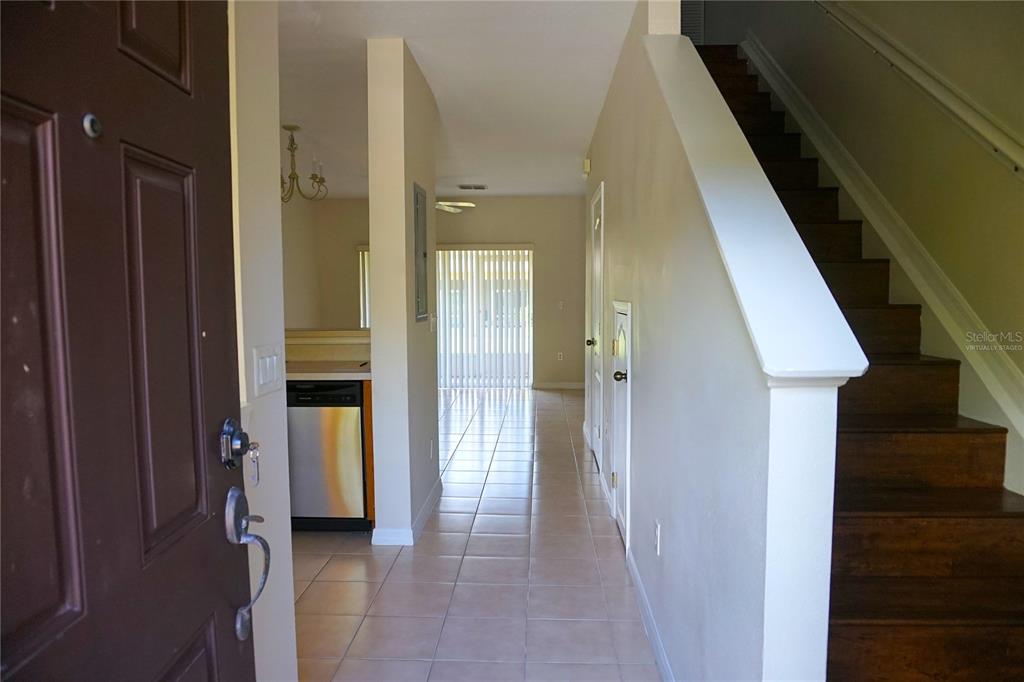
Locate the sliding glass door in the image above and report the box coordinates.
[437,248,533,388]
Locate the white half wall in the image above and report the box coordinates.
[229,2,297,680]
[586,2,864,678]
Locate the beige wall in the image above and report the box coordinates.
[281,198,367,330]
[282,195,587,386]
[402,42,442,534]
[706,0,1024,372]
[437,196,586,386]
[367,38,441,542]
[281,198,320,328]
[587,3,775,677]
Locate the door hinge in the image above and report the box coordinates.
[611,472,618,489]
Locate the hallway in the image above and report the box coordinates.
[292,389,658,681]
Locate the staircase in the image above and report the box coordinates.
[697,45,1024,680]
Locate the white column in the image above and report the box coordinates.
[648,0,681,35]
[761,378,844,681]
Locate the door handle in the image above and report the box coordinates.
[225,486,270,641]
[585,338,595,347]
[613,371,628,382]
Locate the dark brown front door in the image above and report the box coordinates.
[2,2,255,679]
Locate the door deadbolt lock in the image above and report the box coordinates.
[220,417,259,470]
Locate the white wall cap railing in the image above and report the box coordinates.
[815,1,1024,182]
[644,35,868,383]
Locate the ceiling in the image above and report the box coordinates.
[278,1,636,197]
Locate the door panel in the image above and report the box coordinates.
[123,144,208,559]
[612,313,630,539]
[118,1,193,91]
[1,2,253,679]
[0,96,85,671]
[587,183,604,464]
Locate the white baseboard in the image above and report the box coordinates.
[741,30,1024,453]
[413,476,444,538]
[626,550,674,681]
[599,469,615,516]
[371,527,414,546]
[373,477,443,546]
[532,382,585,390]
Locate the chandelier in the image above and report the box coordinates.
[280,124,327,202]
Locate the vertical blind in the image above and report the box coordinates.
[436,248,533,388]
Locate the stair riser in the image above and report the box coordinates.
[779,189,838,222]
[696,45,740,62]
[705,61,749,76]
[711,74,759,94]
[833,517,1024,577]
[843,307,921,354]
[836,431,1006,488]
[749,134,802,161]
[828,626,1024,682]
[797,223,861,260]
[839,364,960,415]
[818,261,890,306]
[735,111,785,134]
[723,92,772,113]
[763,160,819,189]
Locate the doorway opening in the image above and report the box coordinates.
[436,248,534,389]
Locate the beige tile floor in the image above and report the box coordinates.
[292,389,659,681]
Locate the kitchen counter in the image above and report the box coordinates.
[286,361,372,381]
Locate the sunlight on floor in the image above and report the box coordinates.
[291,389,658,681]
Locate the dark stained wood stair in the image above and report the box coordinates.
[698,44,1024,681]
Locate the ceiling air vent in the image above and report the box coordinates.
[457,184,488,191]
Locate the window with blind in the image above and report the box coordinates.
[436,248,533,388]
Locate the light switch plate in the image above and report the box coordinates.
[251,343,284,397]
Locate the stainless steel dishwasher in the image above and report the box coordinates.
[286,381,370,531]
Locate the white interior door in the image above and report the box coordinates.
[586,183,604,463]
[611,302,632,544]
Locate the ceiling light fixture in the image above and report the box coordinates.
[280,124,327,202]
[435,201,476,214]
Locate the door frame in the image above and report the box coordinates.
[584,181,604,467]
[611,300,633,550]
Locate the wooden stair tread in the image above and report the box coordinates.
[795,219,861,228]
[695,45,741,62]
[830,576,1024,624]
[835,487,1024,517]
[841,303,920,311]
[816,257,889,265]
[838,414,1008,434]
[863,353,959,366]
